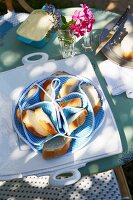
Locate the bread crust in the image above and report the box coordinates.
[93,100,101,114]
[122,52,133,59]
[16,107,21,122]
[59,97,82,108]
[40,79,52,101]
[42,137,71,159]
[121,32,133,59]
[68,109,88,135]
[51,71,71,76]
[35,108,57,134]
[42,108,88,159]
[81,84,101,114]
[22,110,44,137]
[58,78,79,98]
[22,108,57,137]
[27,85,38,99]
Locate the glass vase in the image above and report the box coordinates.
[82,31,93,50]
[57,29,76,59]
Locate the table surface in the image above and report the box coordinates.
[0,8,133,176]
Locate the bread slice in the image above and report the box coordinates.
[42,136,71,159]
[34,107,57,134]
[51,71,71,76]
[59,97,82,108]
[22,108,57,138]
[67,109,88,135]
[16,107,21,122]
[80,84,101,114]
[40,79,53,101]
[27,85,38,99]
[42,109,88,159]
[121,32,133,59]
[40,72,72,101]
[58,78,79,98]
[16,85,38,122]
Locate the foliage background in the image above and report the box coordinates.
[0,0,132,15]
[1,0,83,14]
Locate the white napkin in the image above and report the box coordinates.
[0,11,29,26]
[99,60,133,98]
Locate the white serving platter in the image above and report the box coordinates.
[0,53,122,186]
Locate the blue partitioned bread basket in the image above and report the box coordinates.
[16,5,60,48]
[12,73,105,154]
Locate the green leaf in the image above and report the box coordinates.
[61,15,67,24]
[69,20,76,25]
[61,24,68,30]
[61,24,67,29]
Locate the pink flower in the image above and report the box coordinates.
[72,10,80,21]
[70,4,95,37]
[60,4,95,38]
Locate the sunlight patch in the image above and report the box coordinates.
[1,51,20,66]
